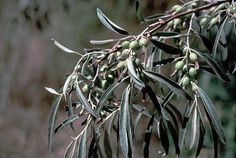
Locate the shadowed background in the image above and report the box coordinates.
[0,0,235,158]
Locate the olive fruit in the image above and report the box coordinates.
[139,38,148,47]
[208,16,219,29]
[129,40,139,50]
[101,80,108,89]
[107,53,114,61]
[175,6,183,13]
[189,67,197,77]
[182,76,190,86]
[82,84,90,93]
[117,60,127,69]
[174,18,182,27]
[189,53,198,62]
[121,49,129,59]
[121,41,130,49]
[116,51,121,58]
[200,17,207,26]
[71,74,77,80]
[182,47,188,54]
[107,74,115,82]
[191,2,197,8]
[167,20,174,28]
[175,61,184,70]
[134,58,141,66]
[100,65,108,72]
[183,65,188,71]
[171,5,180,11]
[230,5,236,13]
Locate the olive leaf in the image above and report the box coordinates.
[77,128,88,158]
[45,87,61,96]
[151,39,182,55]
[143,70,192,100]
[143,113,155,158]
[153,58,175,67]
[96,8,129,35]
[196,120,205,157]
[75,83,98,118]
[63,140,74,158]
[90,39,115,45]
[54,115,79,134]
[52,39,78,54]
[197,86,226,144]
[135,0,144,22]
[119,86,130,157]
[158,118,169,156]
[48,94,63,151]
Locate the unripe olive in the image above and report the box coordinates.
[208,16,219,29]
[182,22,187,30]
[121,41,130,49]
[101,80,108,89]
[117,60,127,69]
[200,17,207,26]
[175,6,183,13]
[230,5,236,13]
[174,18,182,28]
[82,84,90,93]
[116,51,121,58]
[134,58,141,66]
[191,2,197,8]
[189,53,198,62]
[71,74,77,80]
[182,76,190,86]
[183,65,188,71]
[107,74,114,82]
[214,3,226,12]
[189,67,197,77]
[175,61,184,70]
[182,47,188,54]
[167,20,174,28]
[129,40,139,50]
[121,49,129,59]
[75,64,81,71]
[100,65,108,72]
[171,5,180,11]
[139,38,148,47]
[191,84,197,92]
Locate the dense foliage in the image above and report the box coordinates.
[46,0,236,157]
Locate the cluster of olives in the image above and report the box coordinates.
[174,48,198,92]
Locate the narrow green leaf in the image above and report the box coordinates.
[198,34,213,53]
[78,128,88,158]
[143,113,155,158]
[63,74,72,100]
[119,86,130,157]
[54,115,79,134]
[197,87,226,144]
[96,80,120,114]
[212,16,228,59]
[48,95,63,151]
[158,119,169,156]
[195,51,230,82]
[151,32,179,37]
[143,70,192,100]
[135,0,144,21]
[96,8,129,35]
[76,83,98,118]
[189,106,198,149]
[52,39,78,54]
[90,39,115,45]
[45,87,61,95]
[127,57,145,88]
[167,121,180,155]
[211,128,219,158]
[151,39,182,55]
[196,120,205,157]
[145,85,162,114]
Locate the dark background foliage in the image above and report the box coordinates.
[0,0,235,158]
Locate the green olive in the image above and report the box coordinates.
[139,38,148,47]
[101,80,108,89]
[121,49,129,59]
[230,5,236,13]
[191,2,197,8]
[100,65,108,72]
[107,74,115,82]
[189,67,197,77]
[134,58,141,66]
[175,61,184,70]
[208,16,219,29]
[189,53,198,62]
[117,60,127,69]
[175,6,183,13]
[71,74,77,80]
[200,17,207,26]
[171,5,180,11]
[182,47,188,54]
[174,18,182,28]
[129,40,139,50]
[183,65,188,71]
[167,20,174,28]
[214,3,226,12]
[182,76,190,86]
[121,41,130,49]
[116,51,121,57]
[107,53,114,60]
[82,84,90,93]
